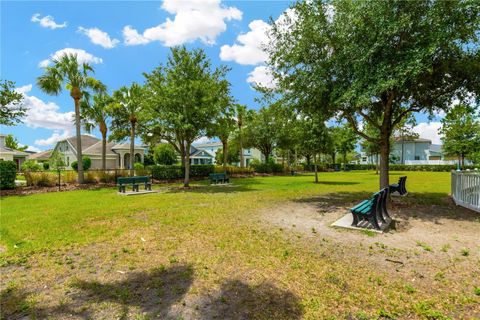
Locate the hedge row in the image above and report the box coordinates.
[150,165,215,180]
[250,162,284,173]
[0,161,17,189]
[349,164,478,171]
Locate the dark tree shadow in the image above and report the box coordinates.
[69,264,194,319]
[294,191,480,224]
[198,280,303,320]
[165,183,256,194]
[313,181,360,186]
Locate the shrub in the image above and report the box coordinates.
[345,164,478,171]
[24,171,56,187]
[134,162,144,170]
[151,165,214,180]
[214,165,254,175]
[0,161,17,189]
[71,157,91,171]
[63,170,78,184]
[42,162,50,170]
[153,144,177,165]
[250,160,284,173]
[20,160,42,172]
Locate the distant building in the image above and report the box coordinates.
[27,149,52,164]
[191,141,263,166]
[359,137,463,165]
[0,134,30,170]
[52,135,145,170]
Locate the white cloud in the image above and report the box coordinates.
[413,122,443,144]
[219,20,269,65]
[15,84,33,94]
[123,0,242,47]
[25,145,42,152]
[31,13,67,29]
[39,48,103,68]
[15,86,74,147]
[35,131,71,147]
[220,8,296,66]
[246,66,276,89]
[78,27,120,49]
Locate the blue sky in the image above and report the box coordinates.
[1,0,443,152]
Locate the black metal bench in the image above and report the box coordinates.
[350,188,391,230]
[209,173,229,184]
[117,176,152,193]
[389,176,408,196]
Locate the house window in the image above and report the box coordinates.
[414,156,420,160]
[362,157,367,162]
[67,157,70,166]
[66,145,68,151]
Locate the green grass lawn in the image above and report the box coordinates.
[1,171,478,319]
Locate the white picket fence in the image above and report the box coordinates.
[451,171,480,213]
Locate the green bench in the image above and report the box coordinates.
[350,187,391,230]
[209,173,229,184]
[117,176,152,193]
[389,176,408,196]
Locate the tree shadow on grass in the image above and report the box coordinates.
[198,280,303,320]
[69,264,194,319]
[294,191,480,224]
[165,183,256,194]
[313,181,360,186]
[1,265,194,319]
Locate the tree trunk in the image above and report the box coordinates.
[73,97,84,184]
[331,153,336,165]
[100,124,107,171]
[306,154,311,166]
[184,142,191,187]
[343,153,347,170]
[239,128,244,168]
[313,153,318,183]
[379,140,390,189]
[130,121,135,177]
[222,140,228,170]
[376,153,379,175]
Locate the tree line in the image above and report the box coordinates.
[1,0,479,189]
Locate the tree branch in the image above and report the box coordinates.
[344,112,377,143]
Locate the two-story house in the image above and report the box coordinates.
[191,141,263,166]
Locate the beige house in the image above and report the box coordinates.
[28,149,52,164]
[53,135,144,170]
[0,134,30,170]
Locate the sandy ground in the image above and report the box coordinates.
[261,195,480,277]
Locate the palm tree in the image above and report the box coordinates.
[37,54,105,183]
[110,83,144,176]
[81,93,112,171]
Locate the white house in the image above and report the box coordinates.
[52,135,145,170]
[359,137,461,165]
[191,141,263,166]
[0,134,30,170]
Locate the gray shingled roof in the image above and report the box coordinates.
[0,146,30,156]
[83,141,118,156]
[28,149,52,160]
[66,135,100,151]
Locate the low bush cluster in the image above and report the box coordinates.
[0,161,17,189]
[346,164,478,171]
[250,161,284,173]
[25,171,57,187]
[151,165,215,180]
[214,165,254,175]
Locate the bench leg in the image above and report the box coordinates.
[369,214,381,230]
[133,184,139,192]
[145,183,151,191]
[351,212,359,227]
[119,185,125,193]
